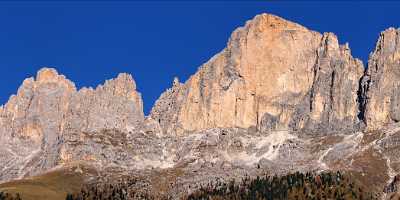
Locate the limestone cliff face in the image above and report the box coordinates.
[360,28,400,130]
[0,68,76,174]
[59,73,144,163]
[0,68,144,179]
[151,14,364,134]
[295,33,364,132]
[63,73,143,135]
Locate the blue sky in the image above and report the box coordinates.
[0,1,399,114]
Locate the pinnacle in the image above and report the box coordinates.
[381,27,399,34]
[108,73,137,90]
[378,27,399,42]
[33,67,77,91]
[247,13,310,32]
[172,77,180,87]
[372,27,400,56]
[36,67,59,82]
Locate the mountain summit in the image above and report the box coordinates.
[151,13,364,135]
[0,68,144,180]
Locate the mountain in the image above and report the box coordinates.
[151,14,364,135]
[0,13,400,199]
[0,68,144,180]
[360,28,400,130]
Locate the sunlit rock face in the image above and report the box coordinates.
[0,68,77,180]
[0,68,144,180]
[59,73,145,164]
[360,28,400,130]
[151,14,364,135]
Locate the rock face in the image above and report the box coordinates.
[0,68,144,180]
[360,28,400,130]
[59,73,144,164]
[151,14,364,135]
[0,68,77,180]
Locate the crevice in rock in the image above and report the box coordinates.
[329,69,336,112]
[309,49,321,113]
[356,71,368,122]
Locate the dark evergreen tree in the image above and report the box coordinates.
[186,171,375,200]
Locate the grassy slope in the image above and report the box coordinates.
[0,166,90,200]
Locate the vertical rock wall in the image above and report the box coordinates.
[151,14,364,135]
[0,68,144,180]
[360,28,400,130]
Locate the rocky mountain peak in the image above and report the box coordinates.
[0,67,145,180]
[244,13,310,32]
[2,68,77,125]
[102,73,137,91]
[360,27,400,130]
[151,13,363,135]
[172,77,180,87]
[373,27,400,57]
[98,73,142,107]
[37,67,60,81]
[321,33,340,55]
[35,67,76,90]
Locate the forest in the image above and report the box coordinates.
[186,171,375,200]
[63,171,376,200]
[0,192,22,200]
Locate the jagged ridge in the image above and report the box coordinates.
[0,68,144,181]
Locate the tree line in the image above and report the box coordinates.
[0,192,22,200]
[65,171,376,200]
[186,171,375,200]
[65,177,154,200]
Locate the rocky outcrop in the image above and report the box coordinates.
[290,33,364,132]
[150,77,186,134]
[59,73,144,164]
[151,14,364,135]
[0,68,77,180]
[360,28,400,130]
[0,68,144,180]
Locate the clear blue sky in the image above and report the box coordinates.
[1,1,399,114]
